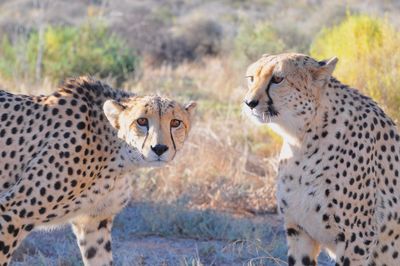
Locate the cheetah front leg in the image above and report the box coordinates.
[334,230,372,266]
[0,193,35,266]
[285,223,320,266]
[0,212,27,266]
[71,215,114,266]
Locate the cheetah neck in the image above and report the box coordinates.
[268,122,303,149]
[268,108,322,152]
[272,83,331,158]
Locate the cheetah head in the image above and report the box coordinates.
[243,53,337,141]
[103,95,196,166]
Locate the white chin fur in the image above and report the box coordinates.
[242,105,269,124]
[144,160,167,167]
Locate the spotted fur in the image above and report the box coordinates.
[0,76,196,266]
[244,53,400,265]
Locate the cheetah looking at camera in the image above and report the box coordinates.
[0,77,196,266]
[243,53,400,265]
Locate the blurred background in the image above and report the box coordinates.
[2,0,400,265]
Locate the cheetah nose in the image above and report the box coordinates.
[245,100,259,109]
[151,144,169,156]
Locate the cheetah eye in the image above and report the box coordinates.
[271,75,284,84]
[170,119,181,128]
[137,118,148,127]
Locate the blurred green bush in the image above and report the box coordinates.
[311,14,400,121]
[0,21,137,84]
[233,21,285,64]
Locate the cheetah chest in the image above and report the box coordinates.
[80,173,133,217]
[276,161,338,247]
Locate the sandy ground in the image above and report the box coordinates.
[10,204,334,266]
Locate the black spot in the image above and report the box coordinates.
[54,181,61,190]
[288,255,296,266]
[7,224,15,234]
[65,120,72,127]
[1,114,7,121]
[80,105,88,113]
[336,232,345,242]
[5,138,12,145]
[2,244,9,255]
[65,108,73,116]
[287,228,299,237]
[301,256,315,266]
[24,224,34,232]
[98,219,108,230]
[77,122,86,130]
[58,99,67,105]
[2,215,11,222]
[104,240,111,252]
[86,247,97,259]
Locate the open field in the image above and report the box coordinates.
[11,203,336,266]
[2,0,400,265]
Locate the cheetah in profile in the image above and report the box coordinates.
[0,77,196,265]
[243,53,400,265]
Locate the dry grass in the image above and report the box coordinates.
[0,57,280,217]
[127,58,280,215]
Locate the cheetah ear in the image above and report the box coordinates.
[103,100,126,129]
[184,101,197,117]
[312,57,338,81]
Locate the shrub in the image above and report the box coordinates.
[310,14,400,121]
[146,19,223,66]
[0,21,137,84]
[182,19,223,58]
[233,21,286,64]
[109,4,169,60]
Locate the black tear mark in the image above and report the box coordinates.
[265,79,279,116]
[142,127,149,149]
[170,127,176,152]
